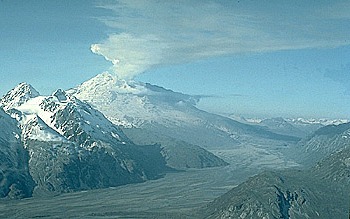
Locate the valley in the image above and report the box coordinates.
[0,155,277,218]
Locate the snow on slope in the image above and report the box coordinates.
[19,114,66,143]
[1,83,176,195]
[2,83,129,147]
[0,82,39,111]
[287,117,349,126]
[69,73,299,145]
[68,72,201,128]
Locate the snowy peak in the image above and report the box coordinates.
[69,72,147,96]
[2,83,130,147]
[286,117,349,126]
[1,82,40,110]
[70,72,198,104]
[69,72,201,127]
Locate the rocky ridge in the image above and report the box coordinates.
[0,82,226,198]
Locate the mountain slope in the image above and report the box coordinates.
[122,128,228,169]
[312,146,350,185]
[294,122,350,166]
[199,170,348,219]
[259,117,308,138]
[1,83,171,196]
[0,107,34,199]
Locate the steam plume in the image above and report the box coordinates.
[92,0,350,80]
[91,33,166,80]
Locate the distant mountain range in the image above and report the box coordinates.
[227,114,348,138]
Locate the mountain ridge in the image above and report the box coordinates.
[0,81,227,198]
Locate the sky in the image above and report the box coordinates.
[1,0,350,118]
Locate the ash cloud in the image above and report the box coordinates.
[92,0,350,80]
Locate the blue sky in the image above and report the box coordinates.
[1,0,350,118]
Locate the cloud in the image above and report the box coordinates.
[92,0,350,79]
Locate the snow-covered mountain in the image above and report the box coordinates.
[258,117,308,138]
[1,83,165,196]
[287,117,349,126]
[67,73,299,171]
[67,72,202,128]
[1,82,40,111]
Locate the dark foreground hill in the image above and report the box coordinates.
[199,131,350,219]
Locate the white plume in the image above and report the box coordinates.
[92,0,350,79]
